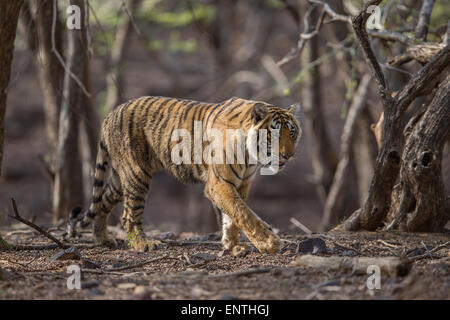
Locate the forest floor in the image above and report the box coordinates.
[0,226,449,300]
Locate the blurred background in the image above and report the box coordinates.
[0,0,448,234]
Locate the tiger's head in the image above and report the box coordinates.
[246,102,302,173]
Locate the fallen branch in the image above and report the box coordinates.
[408,241,450,261]
[11,243,101,251]
[291,254,411,277]
[290,217,312,234]
[8,198,65,249]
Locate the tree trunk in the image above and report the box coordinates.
[0,0,23,176]
[390,74,450,231]
[52,0,89,222]
[19,0,64,174]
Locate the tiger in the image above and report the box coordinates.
[72,96,301,255]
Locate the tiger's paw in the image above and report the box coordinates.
[231,243,250,257]
[250,225,280,254]
[95,234,118,249]
[132,238,163,252]
[257,234,280,254]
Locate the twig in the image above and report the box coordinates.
[308,0,351,23]
[408,241,450,261]
[367,29,413,45]
[8,198,65,249]
[377,239,398,248]
[51,0,91,97]
[331,242,363,256]
[120,0,140,35]
[290,217,312,234]
[415,0,435,40]
[277,4,327,67]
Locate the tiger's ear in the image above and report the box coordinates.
[288,103,301,115]
[251,103,268,124]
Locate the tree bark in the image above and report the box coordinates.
[337,0,450,231]
[0,0,23,176]
[390,74,450,231]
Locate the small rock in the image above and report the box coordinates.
[50,246,81,261]
[190,285,211,298]
[117,282,137,290]
[342,250,357,257]
[217,249,230,257]
[296,238,327,255]
[134,285,147,295]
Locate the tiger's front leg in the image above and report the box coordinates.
[205,179,280,254]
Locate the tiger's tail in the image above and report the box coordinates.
[80,141,109,228]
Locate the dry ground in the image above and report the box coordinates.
[0,226,449,300]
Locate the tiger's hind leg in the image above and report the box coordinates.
[93,169,123,247]
[119,165,161,252]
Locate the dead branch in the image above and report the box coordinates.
[415,0,435,40]
[389,43,445,67]
[408,241,450,261]
[367,30,413,45]
[290,217,312,234]
[291,254,411,277]
[277,4,327,67]
[308,0,351,23]
[8,198,65,248]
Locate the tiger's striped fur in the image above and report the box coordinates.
[78,96,301,254]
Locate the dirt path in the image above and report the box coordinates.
[0,228,448,299]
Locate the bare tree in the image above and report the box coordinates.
[0,0,23,175]
[337,0,450,232]
[18,0,64,175]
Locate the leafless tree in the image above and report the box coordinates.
[0,0,23,176]
[52,0,92,222]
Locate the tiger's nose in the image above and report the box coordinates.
[281,152,293,160]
